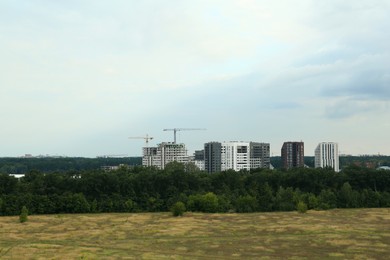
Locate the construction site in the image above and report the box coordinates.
[129,128,206,170]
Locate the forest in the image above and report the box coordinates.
[1,162,390,216]
[0,157,142,174]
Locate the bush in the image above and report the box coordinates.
[235,195,257,213]
[297,201,308,214]
[187,192,219,213]
[19,206,28,223]
[171,202,186,217]
[201,192,219,213]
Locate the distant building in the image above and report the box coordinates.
[221,141,251,171]
[142,147,161,168]
[281,141,304,169]
[101,164,129,171]
[204,142,222,173]
[194,150,205,171]
[142,142,190,169]
[204,141,270,173]
[250,142,271,169]
[9,174,25,179]
[194,150,204,161]
[315,142,339,172]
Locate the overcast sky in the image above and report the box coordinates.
[1,0,389,157]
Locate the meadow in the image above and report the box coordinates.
[1,208,390,259]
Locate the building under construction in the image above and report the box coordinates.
[142,142,190,169]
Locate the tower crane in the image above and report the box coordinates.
[128,134,154,147]
[163,128,206,144]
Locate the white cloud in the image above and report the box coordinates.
[0,0,389,156]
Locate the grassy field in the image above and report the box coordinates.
[1,209,390,259]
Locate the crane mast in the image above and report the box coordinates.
[163,128,206,144]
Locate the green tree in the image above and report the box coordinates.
[235,195,257,213]
[307,193,319,209]
[361,189,380,208]
[258,182,274,212]
[0,197,3,216]
[338,182,359,208]
[187,192,219,213]
[200,192,219,213]
[164,161,185,174]
[297,201,308,213]
[379,192,390,207]
[217,194,232,212]
[124,199,136,212]
[171,202,186,216]
[318,189,337,210]
[19,206,28,223]
[275,187,296,211]
[90,199,98,213]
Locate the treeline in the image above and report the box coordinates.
[1,163,390,216]
[0,157,142,174]
[270,155,390,169]
[339,155,390,168]
[2,155,389,174]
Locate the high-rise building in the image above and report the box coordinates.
[250,142,271,169]
[220,141,270,172]
[204,142,222,173]
[281,141,304,169]
[315,142,339,172]
[142,142,189,169]
[221,142,251,171]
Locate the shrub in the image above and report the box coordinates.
[297,201,308,214]
[187,192,219,213]
[19,206,28,223]
[171,202,186,217]
[235,195,258,213]
[201,192,219,213]
[124,199,136,212]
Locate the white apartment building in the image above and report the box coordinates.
[142,147,161,168]
[220,141,270,171]
[315,142,340,172]
[221,142,251,171]
[194,159,205,171]
[142,142,190,169]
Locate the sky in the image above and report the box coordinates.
[1,0,389,157]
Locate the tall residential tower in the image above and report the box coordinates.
[281,141,304,169]
[315,142,339,172]
[204,142,222,173]
[205,141,270,173]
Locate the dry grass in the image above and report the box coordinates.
[1,208,390,259]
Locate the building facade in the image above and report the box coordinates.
[142,147,161,168]
[221,142,251,171]
[204,142,222,173]
[281,141,304,169]
[250,142,271,169]
[193,150,205,171]
[204,141,270,172]
[142,142,189,169]
[315,142,339,172]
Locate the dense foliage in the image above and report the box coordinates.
[1,162,390,216]
[270,155,390,169]
[0,157,142,174]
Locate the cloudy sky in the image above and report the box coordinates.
[1,0,389,157]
